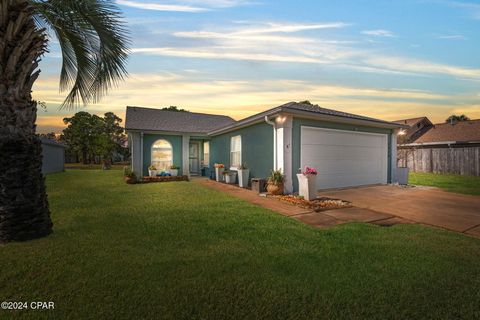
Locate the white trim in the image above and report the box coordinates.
[229,135,242,169]
[391,129,399,183]
[274,115,293,193]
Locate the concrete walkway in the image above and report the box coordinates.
[193,179,413,229]
[319,185,480,237]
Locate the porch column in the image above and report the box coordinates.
[275,114,293,194]
[390,129,399,183]
[182,135,190,177]
[129,132,142,177]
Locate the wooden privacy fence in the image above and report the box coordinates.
[397,146,480,176]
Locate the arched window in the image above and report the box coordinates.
[151,139,173,171]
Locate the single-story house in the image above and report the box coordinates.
[395,117,480,176]
[40,138,66,174]
[126,102,407,193]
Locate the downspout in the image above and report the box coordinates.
[265,116,277,170]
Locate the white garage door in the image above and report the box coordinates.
[300,126,388,190]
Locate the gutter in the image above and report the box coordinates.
[264,116,277,170]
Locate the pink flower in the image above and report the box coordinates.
[303,166,318,175]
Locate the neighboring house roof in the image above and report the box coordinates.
[40,137,66,148]
[393,116,433,144]
[413,119,480,144]
[125,106,236,134]
[393,117,428,126]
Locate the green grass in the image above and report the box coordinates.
[409,172,480,196]
[1,170,480,319]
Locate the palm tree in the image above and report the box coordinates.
[445,114,470,123]
[0,0,129,242]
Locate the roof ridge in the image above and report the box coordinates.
[433,119,480,126]
[126,106,235,120]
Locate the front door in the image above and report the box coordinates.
[189,142,200,175]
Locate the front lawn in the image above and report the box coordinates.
[1,170,479,319]
[409,172,480,196]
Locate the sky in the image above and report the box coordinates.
[34,0,480,133]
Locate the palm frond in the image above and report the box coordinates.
[30,0,130,109]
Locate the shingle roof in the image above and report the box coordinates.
[126,102,404,135]
[125,106,236,134]
[280,102,400,126]
[413,119,480,143]
[393,117,428,127]
[40,137,66,148]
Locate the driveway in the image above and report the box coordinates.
[318,185,480,237]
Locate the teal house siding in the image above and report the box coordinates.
[142,134,183,176]
[210,122,274,181]
[291,118,394,192]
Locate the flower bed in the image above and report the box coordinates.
[271,195,351,212]
[140,175,189,183]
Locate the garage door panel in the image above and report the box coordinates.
[301,145,383,161]
[315,160,385,175]
[302,129,385,148]
[318,172,385,189]
[301,127,388,190]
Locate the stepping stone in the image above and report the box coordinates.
[293,212,343,228]
[322,207,393,223]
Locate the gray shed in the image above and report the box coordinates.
[40,138,66,174]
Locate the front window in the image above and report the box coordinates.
[230,135,241,169]
[203,141,210,167]
[151,139,173,171]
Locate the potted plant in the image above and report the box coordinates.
[148,165,157,177]
[237,164,249,188]
[223,170,237,184]
[266,169,285,195]
[169,165,180,177]
[123,166,137,184]
[214,163,225,182]
[297,166,318,201]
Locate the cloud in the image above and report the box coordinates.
[364,56,480,79]
[115,0,253,12]
[116,0,209,12]
[435,34,467,40]
[34,71,480,133]
[441,1,480,19]
[361,29,395,37]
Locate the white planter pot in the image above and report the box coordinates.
[225,172,237,184]
[148,170,157,177]
[297,174,317,201]
[396,167,409,185]
[169,169,178,177]
[215,168,224,182]
[237,169,250,188]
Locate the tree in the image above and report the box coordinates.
[62,112,104,164]
[97,112,126,168]
[0,1,129,242]
[62,111,126,166]
[38,132,58,141]
[445,114,470,123]
[162,106,188,112]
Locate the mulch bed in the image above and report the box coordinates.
[270,195,352,212]
[140,176,189,183]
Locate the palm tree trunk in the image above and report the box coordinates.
[0,0,52,242]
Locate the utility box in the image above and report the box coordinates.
[251,178,266,193]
